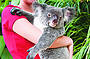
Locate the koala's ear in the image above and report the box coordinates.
[62,7,75,24]
[32,1,47,11]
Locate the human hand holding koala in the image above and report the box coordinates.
[11,1,75,59]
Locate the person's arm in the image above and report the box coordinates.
[13,18,42,44]
[13,18,73,59]
[49,36,73,59]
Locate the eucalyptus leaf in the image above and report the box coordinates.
[0,36,5,57]
[1,48,13,59]
[0,7,4,15]
[4,0,9,8]
[0,17,1,23]
[38,0,46,3]
[49,0,61,2]
[87,26,90,39]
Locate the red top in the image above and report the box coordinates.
[2,5,40,59]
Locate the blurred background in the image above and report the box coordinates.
[0,0,90,59]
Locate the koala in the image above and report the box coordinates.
[11,2,75,59]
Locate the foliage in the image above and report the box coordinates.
[1,48,13,59]
[0,36,5,57]
[46,0,89,14]
[38,0,46,3]
[0,0,90,59]
[0,0,20,59]
[65,13,90,59]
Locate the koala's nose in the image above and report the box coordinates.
[53,19,58,24]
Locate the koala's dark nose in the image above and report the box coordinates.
[52,15,58,24]
[53,19,58,24]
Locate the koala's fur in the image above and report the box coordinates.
[11,2,75,59]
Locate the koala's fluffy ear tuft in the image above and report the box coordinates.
[32,1,47,11]
[62,7,75,24]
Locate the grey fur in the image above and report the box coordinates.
[10,1,75,59]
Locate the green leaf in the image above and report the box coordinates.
[4,0,9,8]
[57,2,61,7]
[86,40,90,59]
[0,17,1,23]
[0,36,5,57]
[1,48,13,59]
[0,0,4,6]
[87,26,90,39]
[54,2,58,7]
[0,7,4,15]
[38,0,46,3]
[49,0,61,2]
[11,0,20,6]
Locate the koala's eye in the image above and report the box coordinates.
[47,13,51,17]
[59,16,62,19]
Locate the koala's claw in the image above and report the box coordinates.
[26,47,35,59]
[26,55,34,59]
[27,47,33,52]
[10,7,15,15]
[10,7,22,16]
[16,11,22,16]
[27,50,30,52]
[26,55,30,59]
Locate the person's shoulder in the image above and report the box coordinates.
[2,5,20,14]
[5,5,20,8]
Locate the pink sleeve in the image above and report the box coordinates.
[2,5,27,31]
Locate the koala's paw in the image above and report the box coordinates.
[10,7,22,16]
[26,55,34,59]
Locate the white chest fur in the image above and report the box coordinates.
[34,16,47,32]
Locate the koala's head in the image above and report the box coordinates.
[32,2,75,28]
